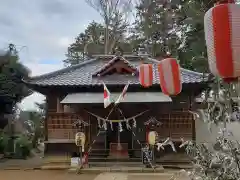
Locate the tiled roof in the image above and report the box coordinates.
[26,56,209,86]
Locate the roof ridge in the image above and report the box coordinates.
[28,58,98,80]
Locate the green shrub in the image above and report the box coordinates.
[0,134,9,153]
[15,135,32,159]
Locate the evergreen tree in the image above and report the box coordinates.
[132,0,182,58]
[64,21,105,66]
[176,0,222,72]
[64,21,134,66]
[0,44,31,128]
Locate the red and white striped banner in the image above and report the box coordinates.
[139,64,153,88]
[158,58,182,96]
[115,83,129,104]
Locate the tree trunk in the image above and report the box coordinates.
[109,37,119,54]
[104,23,109,54]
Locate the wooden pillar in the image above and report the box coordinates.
[57,97,63,112]
[45,98,49,142]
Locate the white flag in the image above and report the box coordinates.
[115,83,129,105]
[103,82,111,108]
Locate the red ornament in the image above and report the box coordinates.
[204,2,240,81]
[157,58,182,96]
[139,64,153,88]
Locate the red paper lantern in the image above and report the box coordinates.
[139,64,153,88]
[223,77,238,83]
[158,58,182,96]
[204,2,240,81]
[215,0,235,5]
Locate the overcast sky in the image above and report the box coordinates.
[0,0,102,110]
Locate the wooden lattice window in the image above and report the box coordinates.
[47,113,88,140]
[156,114,171,139]
[170,112,193,140]
[155,112,193,141]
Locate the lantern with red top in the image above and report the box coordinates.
[204,0,240,82]
[157,58,182,96]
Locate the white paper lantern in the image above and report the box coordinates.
[75,132,86,152]
[147,131,158,145]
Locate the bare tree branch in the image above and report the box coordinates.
[85,0,133,54]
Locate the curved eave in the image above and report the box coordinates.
[24,80,211,96]
[24,80,210,88]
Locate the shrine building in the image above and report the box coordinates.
[25,54,210,164]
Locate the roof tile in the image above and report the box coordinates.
[27,57,209,86]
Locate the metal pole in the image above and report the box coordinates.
[118,127,120,145]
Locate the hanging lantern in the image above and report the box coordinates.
[158,58,182,95]
[75,132,86,152]
[204,1,240,81]
[147,131,158,146]
[139,64,153,88]
[215,0,235,5]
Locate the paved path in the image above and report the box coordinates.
[94,173,128,180]
[93,172,189,180]
[0,170,189,180]
[0,170,97,180]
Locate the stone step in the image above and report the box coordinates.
[88,157,141,163]
[89,161,143,167]
[69,166,165,174]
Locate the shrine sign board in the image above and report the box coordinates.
[141,147,154,166]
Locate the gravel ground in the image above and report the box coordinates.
[0,171,189,180]
[0,170,97,180]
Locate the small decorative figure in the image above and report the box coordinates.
[72,119,90,128]
[144,117,162,127]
